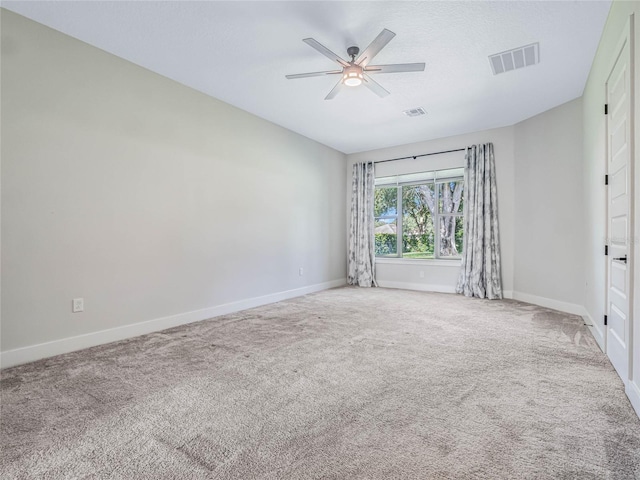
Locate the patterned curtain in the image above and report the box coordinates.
[456,143,503,299]
[348,162,377,287]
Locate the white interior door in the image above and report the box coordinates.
[606,36,632,382]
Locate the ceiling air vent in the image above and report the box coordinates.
[489,43,539,75]
[403,107,426,117]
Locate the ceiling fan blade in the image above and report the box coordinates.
[365,63,426,74]
[303,38,350,67]
[324,79,345,100]
[355,29,396,67]
[285,70,343,79]
[363,74,390,98]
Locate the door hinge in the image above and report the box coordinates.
[605,174,609,185]
[604,315,608,326]
[605,104,608,115]
[605,245,609,256]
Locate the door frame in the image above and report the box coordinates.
[625,12,640,418]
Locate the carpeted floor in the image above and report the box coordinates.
[2,287,640,479]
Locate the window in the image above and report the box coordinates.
[374,169,464,260]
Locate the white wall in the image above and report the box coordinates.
[347,126,516,296]
[582,0,640,417]
[513,98,584,312]
[1,11,347,365]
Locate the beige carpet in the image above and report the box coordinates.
[2,287,640,479]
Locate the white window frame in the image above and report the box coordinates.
[374,170,464,262]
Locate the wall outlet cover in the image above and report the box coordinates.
[72,298,84,313]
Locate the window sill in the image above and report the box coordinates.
[375,257,462,267]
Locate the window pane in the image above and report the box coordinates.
[375,218,397,256]
[375,176,397,186]
[434,168,465,181]
[393,171,435,184]
[374,187,397,217]
[439,216,464,257]
[402,184,435,259]
[438,181,464,214]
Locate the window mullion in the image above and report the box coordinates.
[434,182,440,259]
[397,185,403,258]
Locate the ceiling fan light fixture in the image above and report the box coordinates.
[343,66,364,86]
[344,72,363,86]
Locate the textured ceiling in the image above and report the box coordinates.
[3,1,611,154]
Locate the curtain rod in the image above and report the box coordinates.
[373,148,466,164]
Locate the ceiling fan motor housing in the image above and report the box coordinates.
[347,46,360,59]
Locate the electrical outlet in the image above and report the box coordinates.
[72,298,84,313]
[299,267,304,276]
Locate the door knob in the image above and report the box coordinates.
[614,255,628,263]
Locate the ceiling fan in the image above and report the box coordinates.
[286,28,425,100]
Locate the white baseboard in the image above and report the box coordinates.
[376,280,456,294]
[375,284,584,316]
[1,278,346,369]
[627,380,640,419]
[582,311,605,352]
[510,291,587,316]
